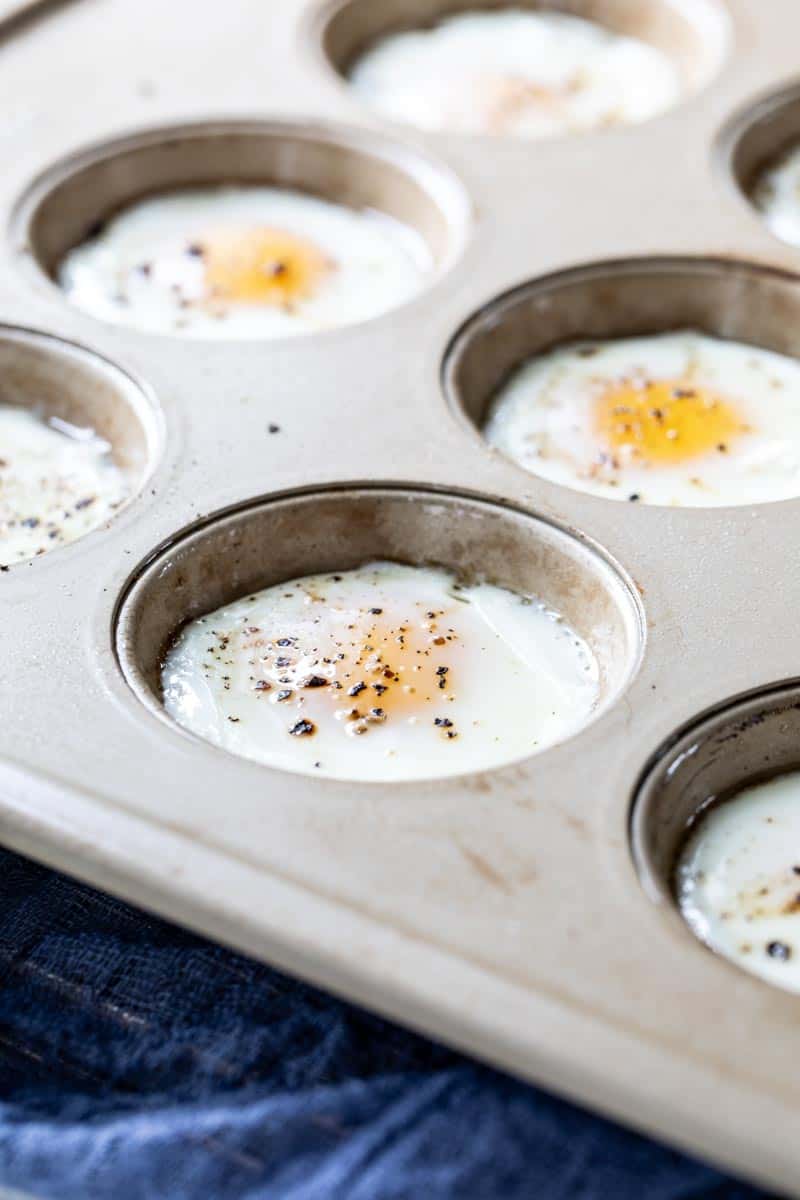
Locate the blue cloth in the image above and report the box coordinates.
[0,848,771,1200]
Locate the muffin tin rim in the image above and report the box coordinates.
[0,319,164,570]
[112,479,648,784]
[442,250,800,511]
[630,676,800,904]
[308,0,735,146]
[9,114,476,345]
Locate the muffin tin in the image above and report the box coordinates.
[4,0,800,1192]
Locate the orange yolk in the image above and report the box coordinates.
[200,227,333,307]
[594,378,748,465]
[244,605,460,735]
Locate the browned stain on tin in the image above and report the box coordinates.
[457,845,513,893]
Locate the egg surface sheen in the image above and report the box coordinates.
[162,561,599,782]
[484,330,800,507]
[0,406,129,564]
[349,9,680,138]
[753,144,800,249]
[58,187,432,338]
[678,772,800,994]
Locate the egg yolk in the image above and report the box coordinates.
[200,227,333,307]
[594,379,748,464]
[243,602,460,737]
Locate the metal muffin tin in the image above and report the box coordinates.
[3,0,800,1191]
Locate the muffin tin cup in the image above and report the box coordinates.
[115,485,644,766]
[632,681,800,909]
[446,255,800,423]
[0,323,158,476]
[13,118,473,332]
[0,324,160,565]
[318,0,732,118]
[4,1,800,1195]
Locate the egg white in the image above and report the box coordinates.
[753,145,800,249]
[58,187,432,338]
[161,561,599,782]
[0,406,129,564]
[349,9,680,138]
[678,772,800,994]
[484,330,800,507]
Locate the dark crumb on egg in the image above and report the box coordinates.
[227,716,240,723]
[434,717,453,728]
[276,689,293,702]
[628,493,640,502]
[268,424,281,434]
[348,682,366,696]
[717,443,727,453]
[767,940,792,961]
[369,607,383,615]
[289,719,316,737]
[186,242,205,258]
[303,675,328,688]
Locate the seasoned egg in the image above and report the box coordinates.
[58,187,432,338]
[349,9,680,138]
[677,772,800,994]
[0,406,129,564]
[484,330,800,506]
[752,144,800,249]
[162,561,599,781]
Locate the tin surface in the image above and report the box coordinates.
[2,0,800,1192]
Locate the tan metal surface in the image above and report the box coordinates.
[1,0,800,1192]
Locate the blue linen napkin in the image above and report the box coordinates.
[0,847,771,1199]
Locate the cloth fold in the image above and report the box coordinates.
[0,849,769,1199]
